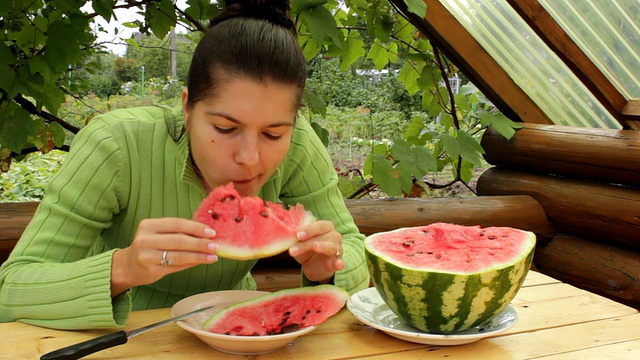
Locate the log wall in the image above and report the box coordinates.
[478,123,640,308]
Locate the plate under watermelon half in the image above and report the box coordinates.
[194,182,315,260]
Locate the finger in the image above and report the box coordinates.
[295,220,334,241]
[138,218,216,238]
[312,240,342,259]
[156,249,218,268]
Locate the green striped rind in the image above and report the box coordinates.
[365,231,535,334]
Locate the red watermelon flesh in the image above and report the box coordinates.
[366,222,532,273]
[202,285,349,336]
[194,182,315,260]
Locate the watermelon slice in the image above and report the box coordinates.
[202,285,349,336]
[194,183,315,260]
[365,222,536,334]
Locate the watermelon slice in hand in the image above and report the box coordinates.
[202,285,349,336]
[194,182,315,260]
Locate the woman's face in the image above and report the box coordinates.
[182,77,298,196]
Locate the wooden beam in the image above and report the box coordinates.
[388,0,552,125]
[477,168,640,251]
[622,100,640,129]
[481,123,640,187]
[535,234,640,309]
[507,0,630,128]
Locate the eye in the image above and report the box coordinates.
[214,125,235,134]
[263,132,283,140]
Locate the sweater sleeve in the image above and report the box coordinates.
[279,118,370,295]
[0,117,131,329]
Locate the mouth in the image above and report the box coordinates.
[233,177,258,185]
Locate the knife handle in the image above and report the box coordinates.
[40,330,128,360]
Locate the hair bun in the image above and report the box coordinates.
[225,0,290,13]
[212,0,294,30]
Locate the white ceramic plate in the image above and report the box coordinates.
[347,287,518,346]
[171,290,316,355]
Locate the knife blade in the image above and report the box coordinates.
[40,304,217,360]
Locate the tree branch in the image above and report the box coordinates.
[12,94,80,134]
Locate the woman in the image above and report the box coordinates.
[0,0,369,329]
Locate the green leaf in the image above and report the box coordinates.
[339,36,365,71]
[303,89,327,117]
[459,159,475,184]
[479,111,523,140]
[367,39,389,70]
[292,0,328,12]
[92,0,116,22]
[300,6,344,50]
[394,162,416,194]
[147,0,177,39]
[374,14,394,42]
[417,64,438,90]
[49,122,66,147]
[0,104,35,153]
[421,91,441,117]
[370,154,403,197]
[439,133,459,159]
[404,0,427,18]
[398,61,422,95]
[28,55,52,79]
[310,122,330,147]
[44,14,89,72]
[391,139,436,178]
[404,116,426,140]
[456,130,484,166]
[42,81,66,117]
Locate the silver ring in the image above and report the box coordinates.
[161,250,172,266]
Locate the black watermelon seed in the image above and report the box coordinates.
[234,216,243,222]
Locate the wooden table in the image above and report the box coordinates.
[2,271,639,359]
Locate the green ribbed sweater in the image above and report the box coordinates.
[0,106,369,329]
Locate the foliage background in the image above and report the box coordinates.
[0,0,520,202]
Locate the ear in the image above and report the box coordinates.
[181,88,191,129]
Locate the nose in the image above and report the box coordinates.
[234,134,260,166]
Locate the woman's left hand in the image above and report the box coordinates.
[288,220,344,283]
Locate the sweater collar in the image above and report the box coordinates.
[171,106,202,189]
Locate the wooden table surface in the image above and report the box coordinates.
[2,271,639,360]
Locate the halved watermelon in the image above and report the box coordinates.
[365,222,536,334]
[202,285,349,336]
[194,183,315,260]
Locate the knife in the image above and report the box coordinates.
[40,305,216,360]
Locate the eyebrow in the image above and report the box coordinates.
[205,110,295,128]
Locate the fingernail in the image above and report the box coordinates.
[206,254,218,262]
[296,231,307,240]
[289,246,299,256]
[204,228,216,237]
[208,243,218,251]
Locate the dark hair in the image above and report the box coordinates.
[186,0,306,108]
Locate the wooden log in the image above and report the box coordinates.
[2,196,556,265]
[256,195,558,269]
[481,123,640,188]
[477,167,640,250]
[534,233,640,309]
[0,202,40,263]
[344,196,555,240]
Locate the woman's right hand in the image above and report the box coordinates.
[110,218,218,297]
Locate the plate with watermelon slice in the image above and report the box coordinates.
[347,287,518,346]
[172,285,349,355]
